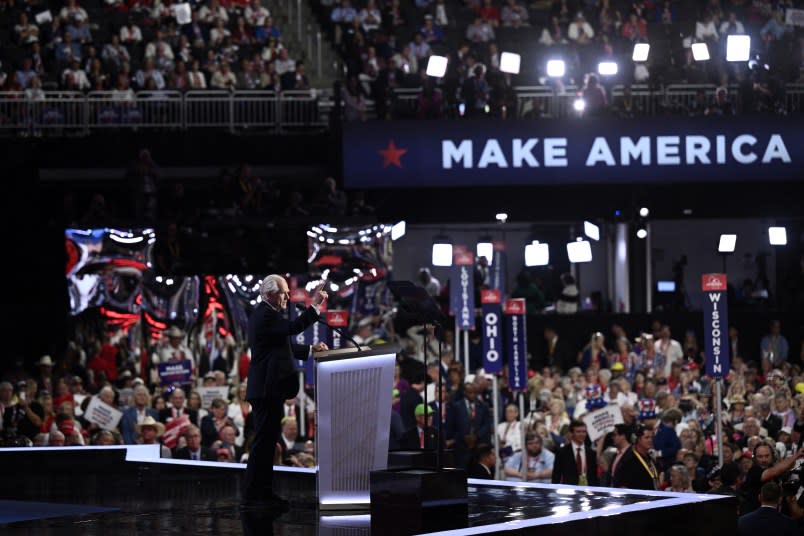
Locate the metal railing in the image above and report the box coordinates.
[0,90,331,135]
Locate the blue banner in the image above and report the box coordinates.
[702,274,730,378]
[449,249,475,330]
[355,280,383,316]
[481,290,503,374]
[490,241,507,299]
[505,299,527,391]
[157,360,192,386]
[343,118,799,188]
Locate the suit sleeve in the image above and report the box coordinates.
[264,306,319,338]
[551,450,562,483]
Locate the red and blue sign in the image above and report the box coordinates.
[449,248,475,330]
[481,289,503,374]
[702,273,729,378]
[157,359,192,386]
[505,298,527,391]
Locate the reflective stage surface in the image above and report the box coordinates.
[0,447,735,535]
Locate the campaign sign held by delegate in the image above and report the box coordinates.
[505,298,527,391]
[702,274,729,378]
[158,360,192,386]
[450,248,476,330]
[326,310,349,349]
[481,289,503,374]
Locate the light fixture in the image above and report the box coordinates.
[432,235,453,266]
[495,213,508,223]
[546,59,565,78]
[583,221,600,241]
[476,236,493,265]
[632,43,650,62]
[567,238,592,263]
[426,55,448,77]
[726,35,750,62]
[525,241,550,266]
[639,207,649,217]
[573,98,586,112]
[500,52,521,74]
[768,226,787,246]
[636,228,647,239]
[597,61,618,76]
[718,234,737,253]
[391,220,406,241]
[691,42,710,61]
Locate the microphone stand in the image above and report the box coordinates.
[296,304,363,351]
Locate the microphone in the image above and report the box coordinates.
[295,304,363,351]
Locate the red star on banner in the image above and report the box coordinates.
[378,140,408,168]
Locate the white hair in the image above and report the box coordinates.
[259,274,284,301]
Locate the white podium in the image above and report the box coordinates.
[314,344,399,509]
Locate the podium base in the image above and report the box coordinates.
[387,449,455,470]
[370,468,468,535]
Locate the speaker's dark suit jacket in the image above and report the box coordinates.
[551,442,599,486]
[245,302,318,402]
[738,506,797,536]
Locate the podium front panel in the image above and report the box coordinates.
[316,351,396,508]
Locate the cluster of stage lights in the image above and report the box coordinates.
[717,226,788,253]
[425,36,752,81]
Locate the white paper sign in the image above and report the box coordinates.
[582,404,623,442]
[84,396,123,431]
[786,8,804,27]
[197,386,229,409]
[172,2,191,25]
[35,10,53,25]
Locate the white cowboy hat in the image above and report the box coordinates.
[136,415,166,436]
[37,355,54,367]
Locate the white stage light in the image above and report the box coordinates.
[476,237,493,264]
[567,238,592,263]
[718,234,737,253]
[391,220,406,241]
[500,52,521,74]
[426,55,448,77]
[636,228,648,239]
[632,43,650,62]
[597,61,618,76]
[768,226,787,246]
[525,242,550,266]
[546,60,565,78]
[432,236,453,266]
[726,35,750,62]
[691,42,710,61]
[573,98,586,112]
[639,207,649,217]
[495,213,508,223]
[583,221,600,241]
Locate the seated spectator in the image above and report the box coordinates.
[29,42,46,77]
[273,48,295,76]
[501,0,529,27]
[719,12,745,36]
[175,35,193,64]
[568,12,594,45]
[419,14,444,44]
[237,58,260,89]
[55,31,83,64]
[392,45,418,76]
[200,0,230,25]
[539,16,567,46]
[704,86,734,116]
[87,58,108,89]
[331,0,357,25]
[255,17,281,42]
[550,0,572,26]
[409,32,431,63]
[210,19,232,48]
[135,58,166,90]
[417,80,443,119]
[188,60,207,89]
[656,0,675,25]
[146,31,175,61]
[169,61,190,91]
[120,18,143,45]
[111,73,135,101]
[232,17,255,45]
[359,0,382,33]
[281,60,310,91]
[182,12,208,48]
[15,13,39,45]
[466,17,495,43]
[59,0,89,24]
[16,58,37,89]
[210,61,237,89]
[433,0,450,27]
[759,10,789,43]
[695,11,719,43]
[24,76,45,101]
[65,20,92,44]
[477,0,501,27]
[383,0,406,31]
[62,58,91,90]
[344,76,367,121]
[102,35,130,73]
[245,0,270,27]
[461,64,490,116]
[621,12,647,42]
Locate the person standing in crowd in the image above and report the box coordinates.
[741,442,804,513]
[242,276,328,509]
[760,319,789,365]
[552,420,598,485]
[417,267,441,297]
[120,384,158,444]
[468,443,497,479]
[446,381,491,469]
[613,423,659,490]
[738,482,798,536]
[556,273,579,314]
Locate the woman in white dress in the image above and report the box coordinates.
[496,403,522,463]
[227,382,250,448]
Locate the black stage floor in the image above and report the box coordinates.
[0,446,736,535]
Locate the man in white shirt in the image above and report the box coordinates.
[568,12,594,45]
[551,420,599,485]
[145,31,175,61]
[654,325,683,378]
[245,0,270,27]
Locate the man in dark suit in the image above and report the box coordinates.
[242,276,328,508]
[612,423,658,490]
[738,482,797,536]
[119,384,159,444]
[158,387,199,425]
[445,382,491,469]
[551,420,599,486]
[544,327,575,373]
[467,443,496,479]
[399,372,425,432]
[401,403,441,450]
[173,425,216,461]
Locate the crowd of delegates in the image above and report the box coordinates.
[0,0,313,95]
[1,282,802,524]
[317,0,802,119]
